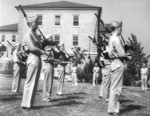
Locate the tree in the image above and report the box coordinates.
[123,33,150,86]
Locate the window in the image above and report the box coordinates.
[37,15,43,25]
[12,35,16,42]
[1,35,5,42]
[73,35,78,46]
[55,15,61,26]
[73,15,79,26]
[54,35,60,45]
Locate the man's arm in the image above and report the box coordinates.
[24,33,45,55]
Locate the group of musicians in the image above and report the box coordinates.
[11,15,71,109]
[10,12,133,115]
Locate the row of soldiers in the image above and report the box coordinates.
[11,10,131,116]
[11,15,73,109]
[94,21,132,115]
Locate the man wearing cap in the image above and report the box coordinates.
[42,36,55,102]
[12,43,25,93]
[21,15,49,109]
[99,45,111,105]
[56,49,70,96]
[107,21,127,115]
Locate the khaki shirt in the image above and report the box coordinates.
[23,29,43,56]
[108,33,126,59]
[23,29,43,66]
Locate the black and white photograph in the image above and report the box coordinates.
[0,0,150,116]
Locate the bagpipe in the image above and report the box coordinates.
[18,5,53,49]
[0,42,6,58]
[7,40,28,62]
[43,44,72,67]
[95,13,133,53]
[0,42,6,53]
[90,13,133,60]
[19,5,72,64]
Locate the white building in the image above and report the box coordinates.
[0,23,18,58]
[15,1,102,59]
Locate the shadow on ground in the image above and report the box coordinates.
[120,104,145,114]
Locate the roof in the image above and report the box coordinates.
[15,1,101,10]
[0,24,18,32]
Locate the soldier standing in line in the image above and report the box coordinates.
[56,48,70,96]
[107,21,127,115]
[12,43,25,93]
[71,63,78,87]
[99,46,111,105]
[21,16,49,109]
[42,35,57,102]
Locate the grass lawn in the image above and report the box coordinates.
[0,77,150,116]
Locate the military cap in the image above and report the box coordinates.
[27,15,38,23]
[110,21,122,28]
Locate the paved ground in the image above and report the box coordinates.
[0,77,150,116]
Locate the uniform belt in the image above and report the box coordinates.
[110,57,125,62]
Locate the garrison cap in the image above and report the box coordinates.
[27,15,38,23]
[110,21,122,28]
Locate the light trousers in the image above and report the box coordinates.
[93,73,99,86]
[12,63,21,93]
[141,75,148,90]
[42,63,54,100]
[57,64,65,94]
[72,73,78,86]
[99,65,111,101]
[108,59,124,113]
[21,54,41,108]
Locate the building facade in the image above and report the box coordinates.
[15,1,102,59]
[0,24,18,58]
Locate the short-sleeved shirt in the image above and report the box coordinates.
[140,68,148,75]
[108,33,126,59]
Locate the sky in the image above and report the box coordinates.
[0,0,150,55]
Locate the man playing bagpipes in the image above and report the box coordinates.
[42,35,59,102]
[56,44,71,96]
[20,15,50,109]
[12,43,26,93]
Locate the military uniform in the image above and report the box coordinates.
[107,21,126,114]
[57,52,69,95]
[21,16,46,108]
[42,46,54,101]
[12,44,24,93]
[71,65,78,86]
[99,49,111,103]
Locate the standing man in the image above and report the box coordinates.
[12,43,25,93]
[21,16,49,109]
[99,46,111,104]
[71,63,78,86]
[140,63,149,91]
[42,37,55,102]
[57,50,70,95]
[107,21,127,115]
[93,62,100,87]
